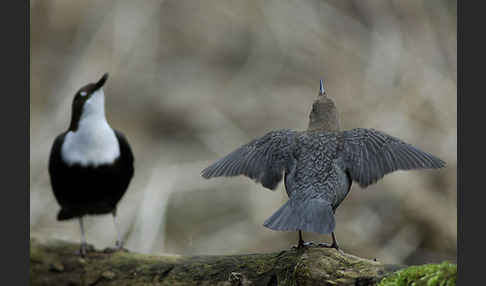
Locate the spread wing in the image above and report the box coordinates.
[201,129,298,190]
[340,128,446,188]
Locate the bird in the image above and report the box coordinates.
[201,79,445,250]
[48,73,134,256]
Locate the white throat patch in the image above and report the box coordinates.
[61,89,120,167]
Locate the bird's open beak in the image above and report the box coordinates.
[95,73,109,90]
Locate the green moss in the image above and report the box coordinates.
[377,262,456,286]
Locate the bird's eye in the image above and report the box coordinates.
[80,91,87,97]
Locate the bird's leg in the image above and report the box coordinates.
[318,232,343,253]
[298,230,304,248]
[292,231,314,249]
[112,210,123,249]
[104,210,127,253]
[78,216,88,257]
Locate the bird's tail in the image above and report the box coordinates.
[263,198,335,234]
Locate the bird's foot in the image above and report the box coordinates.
[103,247,128,254]
[103,240,128,254]
[316,242,333,248]
[292,241,315,249]
[77,243,94,257]
[317,242,344,254]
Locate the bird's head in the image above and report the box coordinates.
[308,79,340,132]
[69,73,109,131]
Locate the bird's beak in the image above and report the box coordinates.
[319,79,325,96]
[95,73,109,90]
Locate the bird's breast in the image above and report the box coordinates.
[61,118,120,167]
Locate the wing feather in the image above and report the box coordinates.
[340,128,445,187]
[201,129,297,190]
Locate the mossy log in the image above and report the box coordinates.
[30,237,405,286]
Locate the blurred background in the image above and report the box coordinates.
[30,0,456,266]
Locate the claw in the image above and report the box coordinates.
[103,241,128,254]
[292,241,315,249]
[303,241,315,247]
[104,239,129,254]
[115,239,123,249]
[292,230,316,249]
[103,247,126,254]
[316,232,344,253]
[77,247,86,257]
[77,243,94,257]
[317,242,332,248]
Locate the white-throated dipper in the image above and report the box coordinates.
[201,80,445,250]
[48,73,134,255]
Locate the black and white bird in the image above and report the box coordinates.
[48,73,134,255]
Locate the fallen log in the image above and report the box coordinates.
[29,236,416,286]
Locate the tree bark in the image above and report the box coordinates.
[30,237,404,286]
